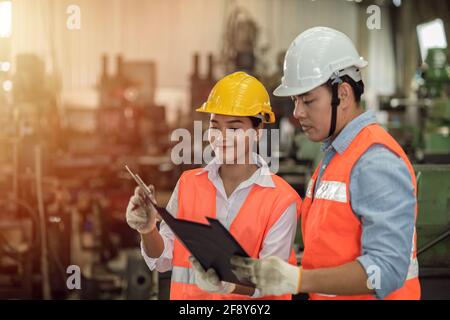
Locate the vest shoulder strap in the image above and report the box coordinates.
[347,124,404,163]
[270,174,302,216]
[344,124,416,187]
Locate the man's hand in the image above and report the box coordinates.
[231,256,301,296]
[189,256,236,294]
[126,185,158,234]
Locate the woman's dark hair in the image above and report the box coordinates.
[249,116,262,128]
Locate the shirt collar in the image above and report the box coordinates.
[322,110,377,155]
[195,153,275,188]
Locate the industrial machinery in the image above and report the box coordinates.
[0,198,36,299]
[381,46,450,299]
[418,48,450,163]
[190,53,215,113]
[0,50,177,299]
[414,164,450,299]
[221,6,259,75]
[53,54,176,299]
[0,53,66,299]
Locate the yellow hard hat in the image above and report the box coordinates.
[196,71,275,124]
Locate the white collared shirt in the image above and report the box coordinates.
[141,154,298,274]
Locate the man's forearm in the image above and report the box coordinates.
[141,227,165,258]
[300,261,374,296]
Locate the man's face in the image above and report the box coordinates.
[292,85,332,142]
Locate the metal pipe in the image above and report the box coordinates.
[35,144,52,299]
[417,227,450,256]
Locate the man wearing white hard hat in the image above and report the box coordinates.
[231,27,420,300]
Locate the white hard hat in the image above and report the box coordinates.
[274,26,368,97]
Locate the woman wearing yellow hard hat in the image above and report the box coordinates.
[125,71,301,300]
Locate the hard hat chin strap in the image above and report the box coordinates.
[328,77,342,138]
[326,67,365,138]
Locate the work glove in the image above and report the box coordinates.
[126,184,157,234]
[230,255,302,296]
[189,256,236,294]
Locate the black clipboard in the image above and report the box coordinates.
[155,205,254,287]
[125,164,253,287]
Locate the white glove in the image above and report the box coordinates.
[231,256,301,296]
[189,256,236,294]
[126,185,157,234]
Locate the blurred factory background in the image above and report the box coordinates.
[0,0,449,300]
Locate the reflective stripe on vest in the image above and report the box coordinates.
[315,180,347,203]
[171,266,196,285]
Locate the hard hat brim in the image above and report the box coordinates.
[273,59,368,97]
[273,81,327,98]
[195,107,275,124]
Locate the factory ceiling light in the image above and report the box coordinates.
[417,18,448,62]
[0,1,12,38]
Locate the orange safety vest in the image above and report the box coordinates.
[170,168,302,300]
[300,124,420,300]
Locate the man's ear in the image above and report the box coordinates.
[338,82,353,110]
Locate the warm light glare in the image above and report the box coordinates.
[0,61,10,72]
[0,1,12,38]
[2,79,12,91]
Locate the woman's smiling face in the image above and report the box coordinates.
[208,114,259,164]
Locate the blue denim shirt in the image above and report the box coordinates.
[314,111,416,299]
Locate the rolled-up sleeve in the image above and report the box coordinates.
[350,145,416,299]
[141,181,179,273]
